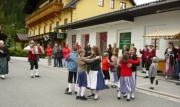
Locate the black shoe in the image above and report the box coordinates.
[127,99,130,101]
[156,80,158,85]
[75,91,77,95]
[1,77,4,80]
[141,71,146,73]
[65,88,69,92]
[35,75,40,78]
[65,91,72,95]
[94,96,99,100]
[143,76,149,78]
[80,96,87,100]
[105,85,109,89]
[87,94,95,97]
[131,97,135,100]
[31,76,34,78]
[149,87,154,90]
[175,82,180,85]
[86,87,90,89]
[123,95,127,98]
[76,96,80,100]
[117,97,121,100]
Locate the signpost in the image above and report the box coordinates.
[57,33,65,39]
[119,32,131,49]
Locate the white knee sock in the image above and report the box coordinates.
[105,79,109,85]
[146,71,149,76]
[30,70,34,76]
[118,91,121,97]
[77,87,81,96]
[35,69,39,76]
[1,75,5,78]
[143,68,145,71]
[94,90,99,98]
[131,92,135,98]
[75,84,78,92]
[127,93,130,99]
[81,87,86,96]
[68,83,72,92]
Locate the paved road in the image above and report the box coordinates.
[0,58,180,107]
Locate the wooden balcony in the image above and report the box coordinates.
[26,2,63,28]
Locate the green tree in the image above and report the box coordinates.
[5,35,14,48]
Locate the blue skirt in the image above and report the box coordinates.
[77,71,87,87]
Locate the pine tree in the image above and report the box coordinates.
[5,35,14,48]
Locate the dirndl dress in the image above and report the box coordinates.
[0,57,9,75]
[88,70,105,90]
[119,76,135,93]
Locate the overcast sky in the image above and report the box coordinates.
[134,0,158,4]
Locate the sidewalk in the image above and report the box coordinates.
[11,57,180,102]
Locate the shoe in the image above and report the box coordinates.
[94,96,99,100]
[111,85,117,88]
[54,66,56,67]
[65,88,69,92]
[175,82,180,85]
[105,85,109,89]
[87,94,95,97]
[127,99,130,101]
[80,96,87,100]
[65,91,72,95]
[31,76,34,78]
[149,87,154,90]
[123,95,127,98]
[143,76,149,78]
[76,96,80,100]
[86,87,90,89]
[117,97,121,100]
[141,71,146,73]
[75,91,77,95]
[131,97,135,100]
[1,77,5,80]
[156,80,158,85]
[35,75,40,77]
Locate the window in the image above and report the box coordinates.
[110,0,114,9]
[98,0,104,7]
[120,2,126,9]
[49,24,52,32]
[64,19,68,24]
[44,26,46,33]
[33,29,35,35]
[56,21,59,26]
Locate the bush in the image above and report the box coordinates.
[9,48,28,57]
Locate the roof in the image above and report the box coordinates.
[59,0,79,11]
[144,29,180,39]
[55,0,180,30]
[130,0,136,5]
[16,33,29,42]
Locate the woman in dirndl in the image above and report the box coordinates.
[87,46,105,100]
[117,53,140,101]
[164,42,178,80]
[0,40,9,80]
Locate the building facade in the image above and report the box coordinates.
[55,0,180,58]
[23,0,135,48]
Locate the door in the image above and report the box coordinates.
[100,32,107,55]
[85,34,89,46]
[72,35,76,47]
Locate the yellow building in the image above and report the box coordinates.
[23,0,135,48]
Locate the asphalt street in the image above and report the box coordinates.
[0,58,180,107]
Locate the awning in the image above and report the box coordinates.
[144,29,180,39]
[16,33,29,42]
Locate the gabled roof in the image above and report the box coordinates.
[130,0,136,5]
[55,0,180,30]
[16,33,29,42]
[59,0,79,11]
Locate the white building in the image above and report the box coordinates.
[55,0,180,58]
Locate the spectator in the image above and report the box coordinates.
[63,44,71,68]
[131,43,137,53]
[53,43,59,67]
[175,46,180,85]
[57,45,63,68]
[122,44,129,54]
[111,43,119,57]
[106,44,112,61]
[76,42,82,50]
[84,43,91,57]
[140,44,149,73]
[46,44,52,66]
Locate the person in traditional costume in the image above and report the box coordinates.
[87,46,105,100]
[76,49,100,100]
[109,55,118,88]
[144,43,156,78]
[0,40,9,79]
[140,44,149,73]
[117,53,140,101]
[111,43,119,58]
[164,42,178,80]
[23,40,40,78]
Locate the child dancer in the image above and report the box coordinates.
[109,55,118,88]
[149,57,158,90]
[76,49,100,100]
[87,46,105,100]
[117,53,140,101]
[102,53,110,89]
[65,45,78,95]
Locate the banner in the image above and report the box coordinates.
[119,32,131,49]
